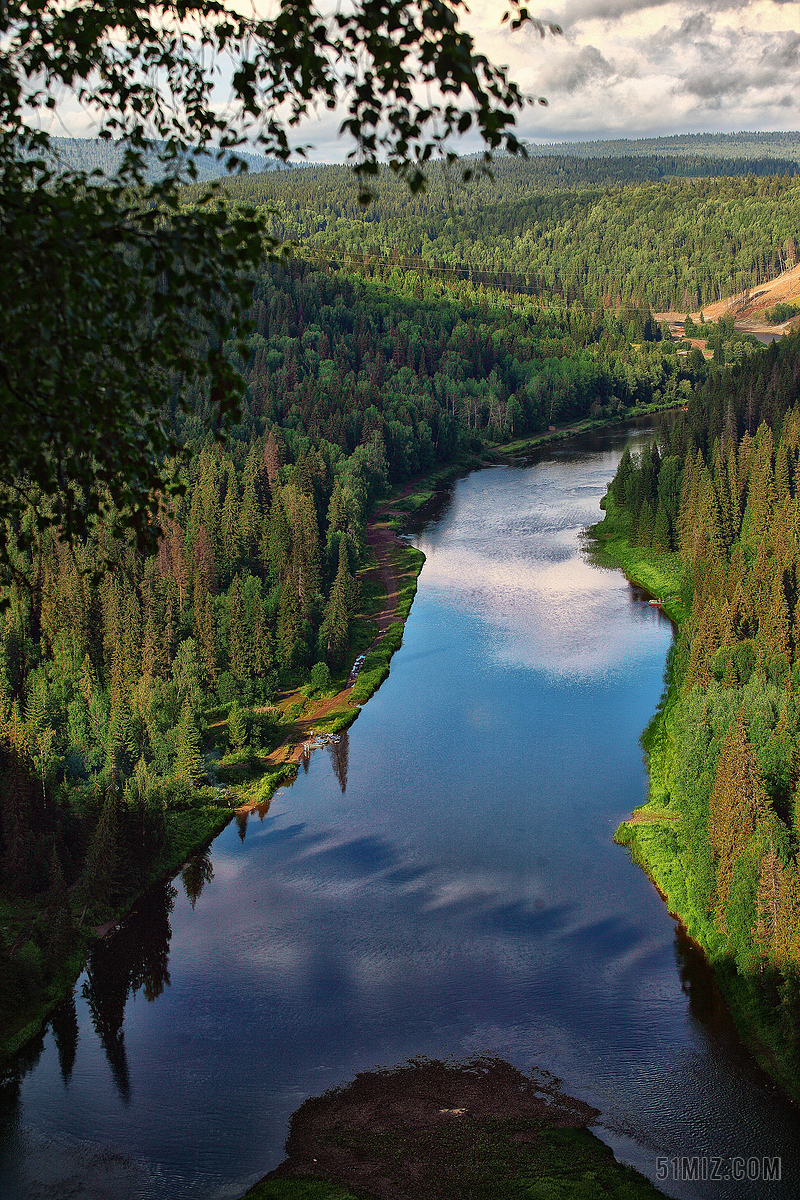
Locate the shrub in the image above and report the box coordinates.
[310,661,331,693]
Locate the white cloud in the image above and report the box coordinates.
[425,0,800,147]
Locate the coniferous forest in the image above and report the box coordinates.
[2,135,800,1084]
[607,330,800,1086]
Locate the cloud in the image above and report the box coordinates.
[676,29,800,102]
[535,45,617,93]
[456,0,800,144]
[551,0,673,24]
[47,0,800,157]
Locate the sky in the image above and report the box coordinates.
[291,0,800,160]
[42,0,799,161]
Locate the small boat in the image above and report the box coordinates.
[648,598,664,607]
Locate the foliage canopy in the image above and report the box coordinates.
[0,0,558,573]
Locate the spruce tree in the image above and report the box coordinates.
[81,787,120,917]
[46,843,75,972]
[174,701,204,785]
[227,700,248,752]
[320,536,353,665]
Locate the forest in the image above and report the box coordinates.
[1,135,798,1061]
[215,157,800,310]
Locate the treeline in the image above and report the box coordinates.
[526,130,800,163]
[611,334,800,995]
[232,258,721,449]
[41,136,281,183]
[219,153,798,217]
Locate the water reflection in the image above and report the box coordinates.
[82,880,176,1100]
[412,457,670,681]
[50,993,79,1086]
[181,850,214,909]
[674,927,741,1040]
[327,730,349,793]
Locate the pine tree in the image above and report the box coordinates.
[0,751,38,894]
[264,429,281,490]
[220,459,241,579]
[755,839,784,964]
[81,787,120,916]
[239,456,262,558]
[652,502,671,554]
[193,576,218,688]
[636,499,653,548]
[277,578,303,667]
[320,535,354,665]
[267,487,291,578]
[192,522,218,596]
[46,843,75,971]
[227,574,248,681]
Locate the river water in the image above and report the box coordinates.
[3,424,800,1200]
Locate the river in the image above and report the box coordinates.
[3,423,800,1200]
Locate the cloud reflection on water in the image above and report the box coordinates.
[415,458,671,679]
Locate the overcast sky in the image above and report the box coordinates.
[293,0,800,159]
[46,0,799,160]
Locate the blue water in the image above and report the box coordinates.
[3,425,800,1200]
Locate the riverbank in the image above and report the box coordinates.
[588,493,800,1103]
[492,398,688,460]
[0,803,230,1061]
[0,475,432,1065]
[586,494,685,624]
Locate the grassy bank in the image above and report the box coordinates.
[243,1128,665,1200]
[586,494,685,623]
[495,399,685,458]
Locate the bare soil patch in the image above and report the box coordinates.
[262,1055,602,1200]
[656,261,800,335]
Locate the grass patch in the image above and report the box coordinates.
[349,622,405,704]
[388,489,435,514]
[233,761,300,807]
[392,544,425,620]
[243,1181,364,1200]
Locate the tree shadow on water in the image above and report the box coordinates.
[82,879,176,1102]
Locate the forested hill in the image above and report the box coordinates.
[218,162,800,312]
[40,136,282,182]
[525,130,800,163]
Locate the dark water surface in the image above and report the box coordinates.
[3,425,800,1200]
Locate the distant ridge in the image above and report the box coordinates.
[524,131,800,165]
[37,136,287,181]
